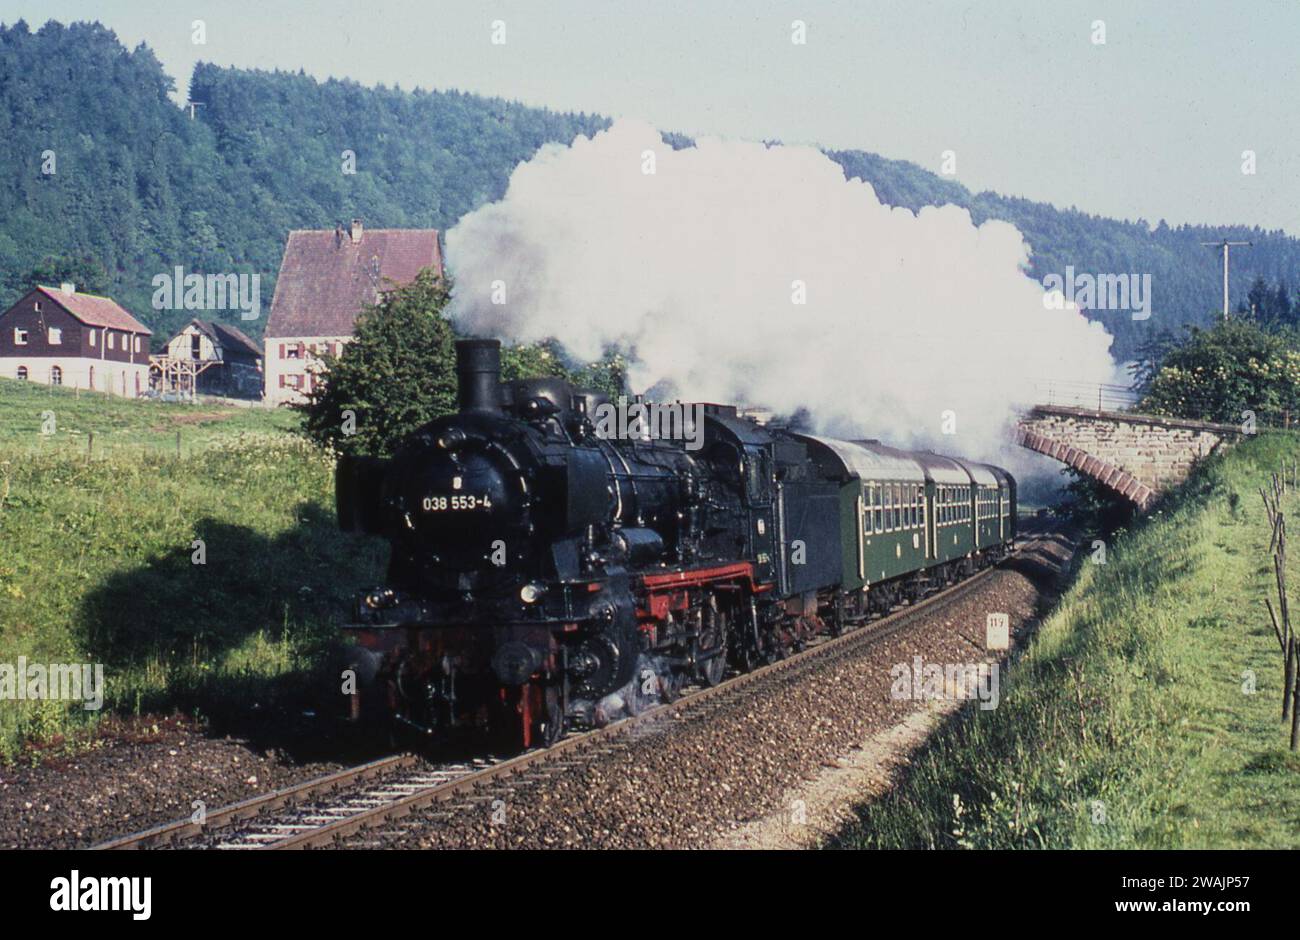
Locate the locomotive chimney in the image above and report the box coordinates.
[455,339,503,414]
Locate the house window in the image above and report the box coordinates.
[48,327,61,345]
[191,333,202,359]
[108,332,116,350]
[286,343,301,359]
[33,301,41,313]
[50,365,62,386]
[89,329,96,346]
[134,336,142,353]
[16,366,27,380]
[14,328,27,345]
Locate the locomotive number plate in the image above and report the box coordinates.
[421,494,493,511]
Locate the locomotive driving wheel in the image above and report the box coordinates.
[697,598,728,687]
[537,684,564,748]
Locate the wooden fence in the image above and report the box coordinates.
[1261,458,1300,749]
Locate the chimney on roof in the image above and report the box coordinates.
[60,282,75,294]
[349,219,364,245]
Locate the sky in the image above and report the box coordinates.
[2,0,1297,233]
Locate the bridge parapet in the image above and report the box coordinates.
[1016,404,1244,509]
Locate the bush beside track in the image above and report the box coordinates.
[830,430,1300,849]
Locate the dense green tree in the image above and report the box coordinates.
[1244,276,1274,322]
[497,338,625,397]
[1141,320,1300,425]
[1276,282,1294,327]
[299,269,456,456]
[1128,326,1183,395]
[2,254,110,296]
[499,339,571,383]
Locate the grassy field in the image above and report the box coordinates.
[0,378,386,763]
[830,430,1300,849]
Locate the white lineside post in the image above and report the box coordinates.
[1200,238,1253,319]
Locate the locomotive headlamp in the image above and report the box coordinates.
[437,428,466,450]
[519,582,546,604]
[364,588,396,609]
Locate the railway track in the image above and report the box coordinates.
[93,535,1047,851]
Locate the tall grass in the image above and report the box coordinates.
[0,378,385,762]
[830,431,1300,849]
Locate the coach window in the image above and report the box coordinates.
[873,484,883,532]
[894,484,903,530]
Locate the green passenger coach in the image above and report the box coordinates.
[792,434,1014,615]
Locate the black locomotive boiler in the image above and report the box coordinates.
[336,339,1016,749]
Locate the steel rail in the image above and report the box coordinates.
[93,535,1046,851]
[89,753,419,850]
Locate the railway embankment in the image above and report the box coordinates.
[829,431,1300,849]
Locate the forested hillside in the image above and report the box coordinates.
[3,18,1299,361]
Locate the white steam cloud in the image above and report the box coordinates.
[447,119,1115,465]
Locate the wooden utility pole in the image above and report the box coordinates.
[1200,238,1253,319]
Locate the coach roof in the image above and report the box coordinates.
[796,434,928,482]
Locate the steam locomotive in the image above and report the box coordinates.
[335,339,1016,749]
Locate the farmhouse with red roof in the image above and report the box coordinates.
[263,219,442,406]
[0,283,152,396]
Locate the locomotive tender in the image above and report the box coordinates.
[336,339,1016,748]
